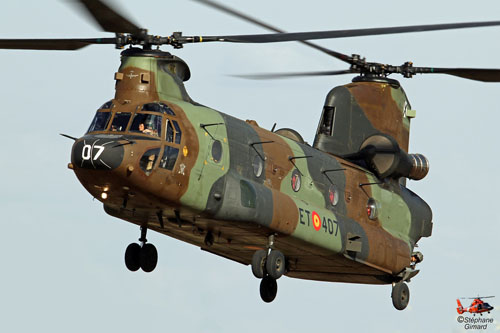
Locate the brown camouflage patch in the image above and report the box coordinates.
[347,82,410,152]
[341,159,410,273]
[115,66,159,108]
[270,189,299,235]
[251,126,294,190]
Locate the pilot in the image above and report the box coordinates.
[139,123,154,135]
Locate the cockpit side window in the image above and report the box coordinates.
[140,148,160,176]
[110,112,131,132]
[87,111,111,133]
[130,113,162,137]
[159,146,179,170]
[166,119,174,142]
[142,102,175,115]
[172,120,182,144]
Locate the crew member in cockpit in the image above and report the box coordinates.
[139,123,154,135]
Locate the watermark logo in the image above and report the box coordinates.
[456,295,495,330]
[457,316,493,330]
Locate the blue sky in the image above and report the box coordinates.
[1,1,499,332]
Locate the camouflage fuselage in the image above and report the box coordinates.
[71,49,432,284]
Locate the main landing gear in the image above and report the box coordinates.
[391,281,410,310]
[251,235,286,303]
[125,226,158,273]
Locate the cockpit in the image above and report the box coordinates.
[87,101,182,142]
[86,101,183,174]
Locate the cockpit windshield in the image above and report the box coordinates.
[87,101,114,133]
[99,100,113,109]
[87,112,111,133]
[110,112,131,132]
[86,102,181,142]
[130,113,162,137]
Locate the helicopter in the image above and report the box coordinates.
[457,296,495,316]
[3,0,500,311]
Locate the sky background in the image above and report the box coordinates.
[1,1,500,332]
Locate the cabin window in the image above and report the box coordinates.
[252,155,263,178]
[142,102,175,115]
[159,146,179,170]
[110,112,131,132]
[87,111,111,133]
[319,106,335,136]
[140,148,160,175]
[211,140,222,163]
[130,113,162,137]
[240,180,256,208]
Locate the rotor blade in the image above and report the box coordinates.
[74,0,142,34]
[192,0,351,63]
[0,38,116,50]
[193,0,283,33]
[233,69,352,80]
[416,67,500,82]
[198,20,500,44]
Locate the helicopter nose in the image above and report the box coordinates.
[71,136,124,170]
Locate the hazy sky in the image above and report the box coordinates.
[1,1,500,332]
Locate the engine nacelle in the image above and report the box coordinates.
[407,153,429,180]
[359,134,429,180]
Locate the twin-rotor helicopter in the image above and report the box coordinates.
[3,0,500,310]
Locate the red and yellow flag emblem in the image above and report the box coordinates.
[312,211,321,231]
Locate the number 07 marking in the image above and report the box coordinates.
[81,144,105,161]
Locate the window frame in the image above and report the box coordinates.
[109,111,133,133]
[87,110,112,133]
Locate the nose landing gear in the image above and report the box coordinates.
[125,226,158,273]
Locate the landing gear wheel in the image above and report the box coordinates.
[125,243,141,272]
[251,250,267,279]
[391,282,410,310]
[260,276,278,303]
[140,243,158,273]
[266,250,285,280]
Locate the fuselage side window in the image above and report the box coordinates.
[319,106,336,136]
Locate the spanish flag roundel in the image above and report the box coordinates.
[312,211,321,231]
